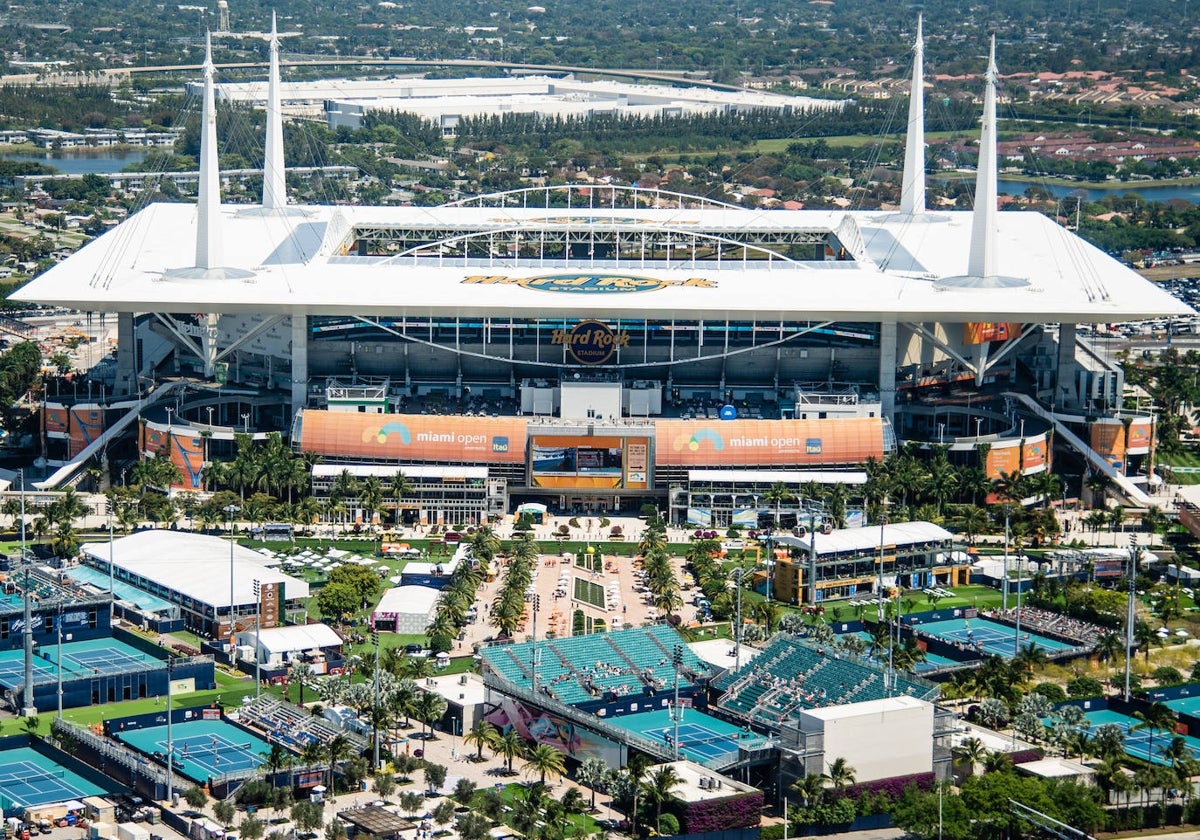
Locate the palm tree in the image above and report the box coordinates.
[575,756,611,810]
[950,737,987,778]
[761,481,795,526]
[494,729,525,775]
[790,773,825,809]
[1012,642,1049,679]
[389,471,414,524]
[1132,703,1178,763]
[262,743,293,788]
[522,743,566,785]
[464,720,498,761]
[982,750,1014,774]
[289,661,315,705]
[325,733,354,800]
[958,505,990,545]
[639,766,682,834]
[412,690,448,739]
[824,757,856,791]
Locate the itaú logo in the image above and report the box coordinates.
[552,321,630,365]
[462,272,716,294]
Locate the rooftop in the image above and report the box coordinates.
[13,202,1192,324]
[78,530,310,610]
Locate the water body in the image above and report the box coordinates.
[0,149,151,175]
[997,178,1200,204]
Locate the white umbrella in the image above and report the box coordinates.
[1176,629,1190,637]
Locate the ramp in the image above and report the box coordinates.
[35,380,188,490]
[1005,392,1151,507]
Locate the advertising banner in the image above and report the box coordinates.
[44,403,68,436]
[68,405,104,458]
[985,443,1020,480]
[964,322,1022,344]
[142,422,169,457]
[297,410,527,464]
[484,695,624,766]
[1090,420,1126,471]
[654,418,884,467]
[169,430,206,490]
[1021,435,1048,474]
[1127,420,1153,455]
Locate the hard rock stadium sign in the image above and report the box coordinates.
[552,321,630,365]
[461,272,716,294]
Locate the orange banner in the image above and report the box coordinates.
[986,443,1020,480]
[142,422,169,457]
[1127,420,1152,455]
[1090,421,1126,459]
[68,406,104,458]
[44,403,68,435]
[170,430,206,490]
[1021,435,1047,473]
[654,418,884,466]
[964,322,1022,344]
[297,410,527,464]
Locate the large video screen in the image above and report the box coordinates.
[530,435,649,490]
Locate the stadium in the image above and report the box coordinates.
[14,28,1188,528]
[479,623,952,796]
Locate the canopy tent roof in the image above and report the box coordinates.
[13,202,1192,323]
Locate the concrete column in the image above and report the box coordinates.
[115,311,136,396]
[203,313,220,377]
[291,313,308,416]
[1056,322,1078,410]
[879,320,897,418]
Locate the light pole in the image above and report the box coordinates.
[763,528,774,604]
[107,497,115,619]
[166,655,175,803]
[372,628,381,770]
[1125,534,1138,702]
[877,516,887,624]
[530,594,541,695]
[671,644,683,761]
[733,568,744,671]
[1014,548,1023,657]
[241,412,250,433]
[206,406,215,427]
[56,602,63,720]
[252,579,262,700]
[1002,505,1011,612]
[225,503,240,667]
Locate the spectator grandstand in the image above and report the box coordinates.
[480,625,713,705]
[713,635,939,725]
[238,695,369,753]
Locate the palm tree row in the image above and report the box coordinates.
[425,534,493,648]
[490,534,538,639]
[202,433,315,503]
[639,520,684,622]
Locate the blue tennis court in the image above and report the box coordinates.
[0,747,107,810]
[608,707,763,765]
[1164,694,1200,718]
[914,616,1076,658]
[1078,708,1200,766]
[116,718,271,782]
[0,637,165,689]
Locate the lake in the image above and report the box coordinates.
[0,149,151,175]
[997,178,1200,205]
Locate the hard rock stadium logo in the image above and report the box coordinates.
[461,272,716,294]
[552,321,630,365]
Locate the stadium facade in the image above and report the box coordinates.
[15,28,1190,525]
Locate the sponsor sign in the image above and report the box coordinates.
[964,322,1022,344]
[461,272,716,294]
[551,320,630,365]
[299,411,528,463]
[655,418,884,466]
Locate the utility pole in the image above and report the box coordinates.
[530,594,540,695]
[1125,535,1138,702]
[372,628,381,770]
[167,656,175,803]
[1003,505,1011,612]
[252,580,262,700]
[671,644,682,761]
[733,568,744,672]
